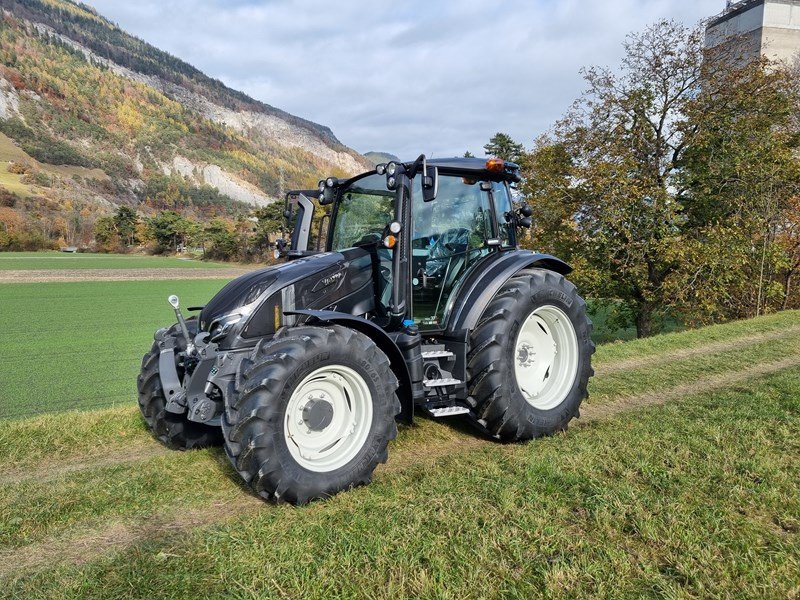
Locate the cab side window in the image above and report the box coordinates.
[492,181,515,247]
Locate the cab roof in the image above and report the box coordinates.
[387,156,521,182]
[426,157,520,172]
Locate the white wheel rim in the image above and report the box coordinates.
[284,365,373,473]
[514,305,579,410]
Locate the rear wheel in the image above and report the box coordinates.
[137,319,222,450]
[467,269,594,442]
[222,325,400,504]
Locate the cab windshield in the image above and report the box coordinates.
[329,174,395,251]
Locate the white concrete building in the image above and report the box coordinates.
[706,0,800,64]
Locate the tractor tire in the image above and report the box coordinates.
[137,318,222,450]
[222,325,400,505]
[467,268,594,442]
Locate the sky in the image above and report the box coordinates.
[87,0,724,159]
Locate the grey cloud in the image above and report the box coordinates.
[88,0,723,158]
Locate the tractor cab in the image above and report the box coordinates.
[280,156,532,333]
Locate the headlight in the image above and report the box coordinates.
[209,313,243,341]
[318,180,326,194]
[386,162,397,176]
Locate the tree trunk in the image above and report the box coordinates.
[784,272,793,311]
[634,302,657,338]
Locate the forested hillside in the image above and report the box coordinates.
[0,0,370,251]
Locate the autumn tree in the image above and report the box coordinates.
[144,211,197,253]
[93,215,118,250]
[113,205,139,247]
[777,196,800,308]
[521,20,800,335]
[671,54,800,322]
[204,218,241,261]
[521,20,704,336]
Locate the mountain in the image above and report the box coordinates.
[364,151,400,166]
[0,0,371,248]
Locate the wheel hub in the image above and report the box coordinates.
[302,397,334,431]
[517,343,536,368]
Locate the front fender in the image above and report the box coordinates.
[284,310,414,424]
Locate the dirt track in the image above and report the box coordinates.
[0,268,252,283]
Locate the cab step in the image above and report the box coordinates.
[427,406,471,418]
[421,350,455,360]
[423,377,462,388]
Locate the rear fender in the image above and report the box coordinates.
[446,250,572,338]
[285,309,414,424]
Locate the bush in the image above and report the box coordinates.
[7,161,29,175]
[22,171,53,187]
[0,230,53,251]
[0,189,18,207]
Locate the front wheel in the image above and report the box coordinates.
[467,268,595,442]
[222,325,400,505]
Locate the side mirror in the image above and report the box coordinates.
[422,165,438,202]
[274,238,287,260]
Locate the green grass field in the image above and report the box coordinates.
[0,279,229,419]
[0,258,798,597]
[0,251,229,270]
[1,276,799,420]
[0,312,798,598]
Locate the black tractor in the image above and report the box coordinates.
[137,156,595,504]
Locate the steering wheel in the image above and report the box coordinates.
[354,232,382,247]
[429,227,470,259]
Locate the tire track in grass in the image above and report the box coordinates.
[0,444,170,487]
[3,326,799,487]
[0,497,263,581]
[579,354,800,424]
[3,356,800,579]
[594,325,800,376]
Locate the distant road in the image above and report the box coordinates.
[0,267,254,283]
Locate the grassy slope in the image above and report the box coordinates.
[0,251,229,270]
[0,132,108,193]
[0,313,798,597]
[0,2,363,211]
[0,278,229,418]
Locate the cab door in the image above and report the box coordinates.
[411,175,496,330]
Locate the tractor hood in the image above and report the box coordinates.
[199,248,375,349]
